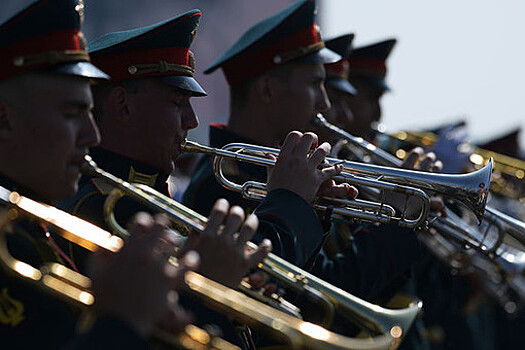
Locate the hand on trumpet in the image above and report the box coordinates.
[179,198,272,288]
[398,147,447,218]
[89,212,198,338]
[401,147,443,173]
[267,131,358,203]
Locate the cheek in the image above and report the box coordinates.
[326,106,338,123]
[144,106,178,132]
[156,112,182,149]
[363,100,379,120]
[350,99,367,118]
[163,113,181,138]
[293,89,316,112]
[47,125,76,156]
[28,125,73,174]
[157,106,181,128]
[305,88,317,106]
[26,121,69,150]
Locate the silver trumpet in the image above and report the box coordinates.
[485,207,525,247]
[181,136,491,229]
[314,113,525,315]
[81,156,423,349]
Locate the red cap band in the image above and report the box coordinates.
[325,59,348,79]
[92,46,192,81]
[223,24,322,85]
[349,57,387,78]
[0,28,87,80]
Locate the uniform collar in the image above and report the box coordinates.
[88,147,170,191]
[209,123,259,148]
[208,123,267,181]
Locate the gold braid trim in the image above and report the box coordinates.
[13,50,90,67]
[128,60,194,76]
[273,41,325,65]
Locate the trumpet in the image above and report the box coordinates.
[0,186,238,350]
[373,127,525,200]
[180,137,492,228]
[80,155,422,349]
[484,207,525,247]
[430,208,525,314]
[313,114,521,247]
[314,114,525,314]
[313,114,493,227]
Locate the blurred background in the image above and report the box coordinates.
[2,0,523,150]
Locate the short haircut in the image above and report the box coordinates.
[229,62,295,112]
[91,78,146,124]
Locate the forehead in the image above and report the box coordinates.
[2,73,92,115]
[144,78,192,97]
[351,78,384,97]
[291,63,325,78]
[26,73,92,100]
[327,85,349,100]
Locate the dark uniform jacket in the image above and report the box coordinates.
[58,147,246,348]
[0,174,147,350]
[183,124,328,269]
[183,124,421,302]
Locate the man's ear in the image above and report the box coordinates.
[0,99,13,139]
[108,86,131,123]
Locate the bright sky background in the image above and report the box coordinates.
[320,0,525,147]
[1,0,523,148]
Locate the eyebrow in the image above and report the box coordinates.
[171,88,192,98]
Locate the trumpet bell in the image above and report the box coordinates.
[333,157,493,224]
[313,113,493,223]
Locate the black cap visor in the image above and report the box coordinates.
[293,47,341,65]
[159,75,207,97]
[52,62,109,80]
[326,77,357,96]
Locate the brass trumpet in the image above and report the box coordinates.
[81,156,422,349]
[180,137,492,228]
[0,186,238,350]
[0,182,417,350]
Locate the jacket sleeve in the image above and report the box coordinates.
[62,316,148,350]
[253,189,325,267]
[183,167,325,267]
[312,222,422,302]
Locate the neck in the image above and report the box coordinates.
[98,124,134,159]
[98,117,161,171]
[229,105,282,147]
